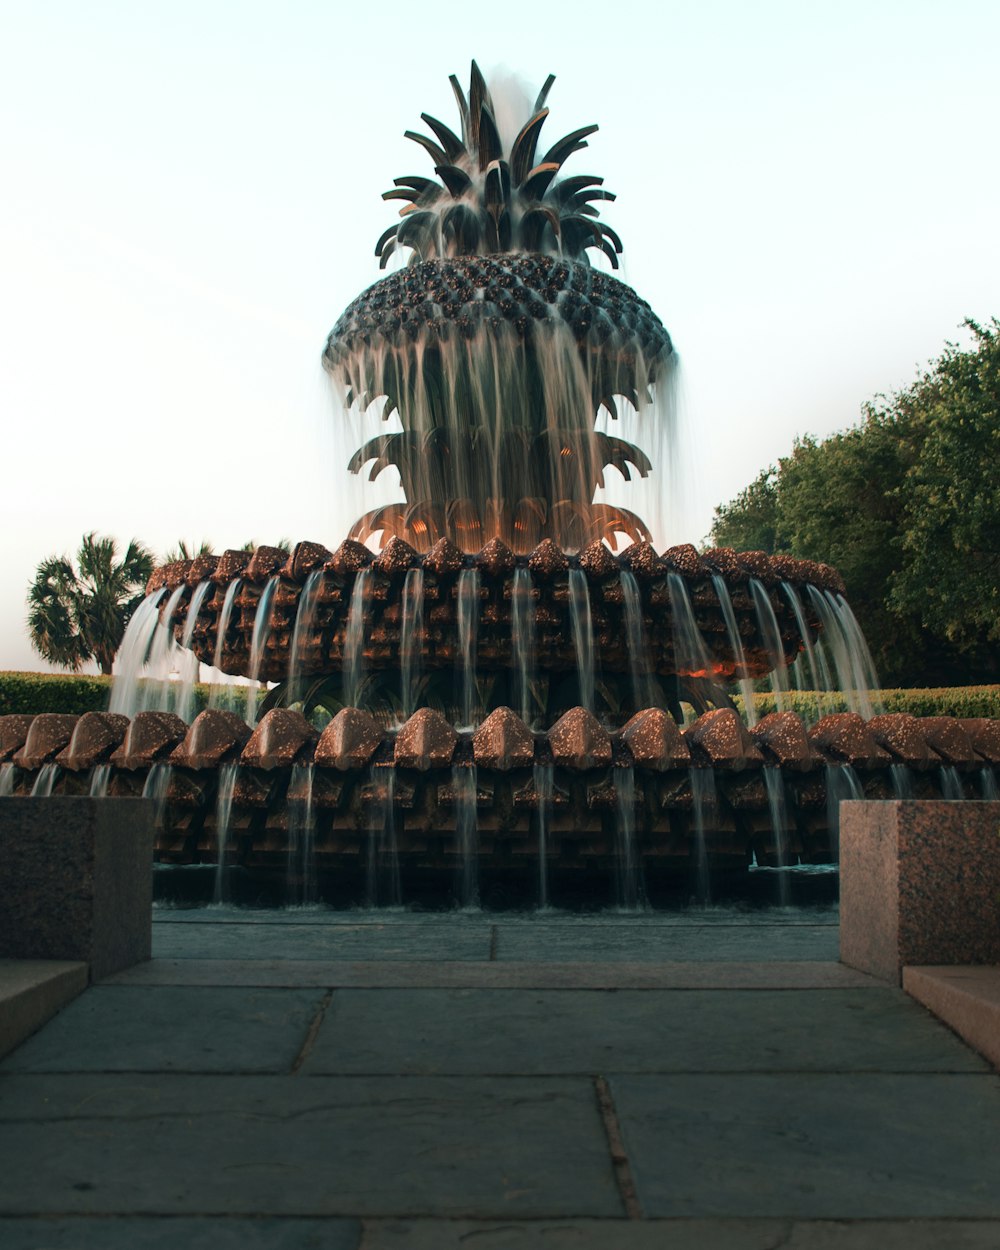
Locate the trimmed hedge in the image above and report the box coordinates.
[743,686,1000,720]
[0,671,112,715]
[3,670,999,722]
[0,672,258,718]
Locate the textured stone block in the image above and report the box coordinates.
[840,800,1000,983]
[0,798,153,980]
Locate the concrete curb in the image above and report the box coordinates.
[0,959,88,1059]
[904,965,1000,1071]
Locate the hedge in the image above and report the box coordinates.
[0,672,113,715]
[742,686,1000,721]
[0,673,263,718]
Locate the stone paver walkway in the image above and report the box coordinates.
[1,905,999,1247]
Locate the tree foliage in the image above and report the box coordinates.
[710,320,1000,686]
[27,533,154,675]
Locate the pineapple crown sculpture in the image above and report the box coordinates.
[324,62,674,555]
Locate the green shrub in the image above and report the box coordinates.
[0,671,112,715]
[738,685,1000,720]
[0,672,264,718]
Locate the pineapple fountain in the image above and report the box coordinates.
[3,64,999,905]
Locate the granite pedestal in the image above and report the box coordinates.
[0,798,153,980]
[840,800,1000,983]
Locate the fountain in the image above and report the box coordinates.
[3,63,1000,904]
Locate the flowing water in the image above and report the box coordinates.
[939,765,964,800]
[621,570,654,710]
[667,572,711,686]
[89,764,112,798]
[0,763,14,797]
[749,579,789,713]
[981,767,999,800]
[31,764,60,797]
[286,764,317,905]
[533,762,553,909]
[288,571,323,709]
[343,570,371,709]
[457,569,480,729]
[213,763,239,904]
[245,577,279,726]
[142,763,173,826]
[108,589,167,717]
[890,764,914,799]
[824,763,864,859]
[688,767,717,903]
[208,580,243,713]
[175,579,213,723]
[762,766,790,906]
[366,765,401,907]
[613,765,643,910]
[453,763,480,908]
[399,567,424,720]
[568,567,595,713]
[511,566,536,727]
[713,574,757,727]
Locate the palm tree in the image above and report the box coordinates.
[162,539,214,564]
[27,533,155,675]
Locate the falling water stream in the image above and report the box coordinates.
[688,768,717,904]
[108,589,166,718]
[343,570,371,709]
[457,569,480,729]
[749,579,789,713]
[533,762,553,909]
[175,580,212,723]
[366,765,401,908]
[400,568,424,720]
[621,570,654,710]
[245,578,279,726]
[288,571,323,709]
[0,764,14,797]
[713,575,757,727]
[31,764,60,798]
[511,566,536,727]
[453,763,480,908]
[568,567,595,713]
[207,580,242,712]
[213,763,239,904]
[939,765,964,800]
[762,766,790,906]
[286,763,317,905]
[89,764,112,799]
[613,765,642,910]
[824,763,864,859]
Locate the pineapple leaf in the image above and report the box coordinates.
[509,109,549,185]
[435,164,473,197]
[404,129,449,168]
[534,73,556,114]
[541,124,599,169]
[420,112,466,162]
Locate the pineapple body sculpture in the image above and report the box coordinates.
[324,64,674,554]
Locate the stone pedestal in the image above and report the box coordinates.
[0,797,153,980]
[840,800,1000,983]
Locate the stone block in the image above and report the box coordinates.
[0,798,153,980]
[840,800,1000,983]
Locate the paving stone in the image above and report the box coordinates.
[359,1219,1000,1249]
[0,1075,620,1217]
[1,987,324,1073]
[302,988,987,1076]
[152,921,492,961]
[495,923,839,962]
[0,1216,361,1249]
[110,959,878,990]
[0,959,88,1059]
[611,1073,1000,1217]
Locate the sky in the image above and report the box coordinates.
[1,0,998,672]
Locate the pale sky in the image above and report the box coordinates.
[2,0,998,672]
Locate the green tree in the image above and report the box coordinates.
[27,533,154,675]
[709,319,1000,686]
[888,320,1000,652]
